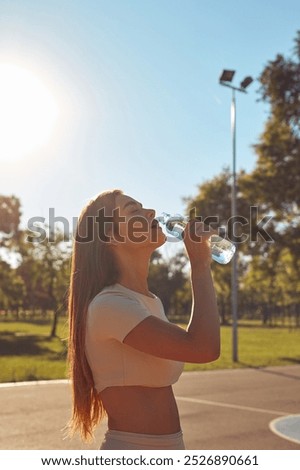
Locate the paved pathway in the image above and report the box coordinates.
[0,365,299,450]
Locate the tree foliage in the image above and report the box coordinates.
[251,31,300,217]
[0,195,22,248]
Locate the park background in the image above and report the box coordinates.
[0,0,300,384]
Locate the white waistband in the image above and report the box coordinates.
[103,429,184,449]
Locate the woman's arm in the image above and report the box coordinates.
[123,220,220,364]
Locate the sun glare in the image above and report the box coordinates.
[0,63,59,162]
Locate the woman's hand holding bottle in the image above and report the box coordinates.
[183,219,215,269]
[156,213,236,265]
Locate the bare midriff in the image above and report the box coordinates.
[99,385,181,435]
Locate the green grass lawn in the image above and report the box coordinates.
[0,317,69,383]
[185,323,300,371]
[0,317,299,383]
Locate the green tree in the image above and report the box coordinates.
[0,195,22,247]
[241,250,281,325]
[0,195,24,315]
[184,168,232,230]
[250,31,300,221]
[17,227,71,336]
[0,259,26,314]
[184,167,263,251]
[243,31,300,321]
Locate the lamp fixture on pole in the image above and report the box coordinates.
[219,69,253,363]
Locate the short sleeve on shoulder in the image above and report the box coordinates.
[87,292,151,342]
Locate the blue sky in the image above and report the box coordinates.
[0,0,299,240]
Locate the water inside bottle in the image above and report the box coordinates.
[165,217,186,239]
[210,235,236,264]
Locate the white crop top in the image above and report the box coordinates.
[85,283,184,392]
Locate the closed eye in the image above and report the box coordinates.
[129,203,143,213]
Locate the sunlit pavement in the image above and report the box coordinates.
[0,365,299,450]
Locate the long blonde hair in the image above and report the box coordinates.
[67,189,122,441]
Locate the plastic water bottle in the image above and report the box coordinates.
[156,213,236,265]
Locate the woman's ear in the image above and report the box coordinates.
[105,225,119,246]
[107,237,118,247]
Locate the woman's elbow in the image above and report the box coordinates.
[194,343,220,364]
[207,346,221,362]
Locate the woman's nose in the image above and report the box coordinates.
[145,208,155,219]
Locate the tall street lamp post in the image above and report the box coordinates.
[219,70,253,362]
